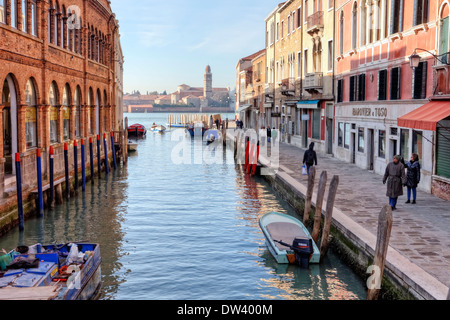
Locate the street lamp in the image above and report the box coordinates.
[409,48,450,68]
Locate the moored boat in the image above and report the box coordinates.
[259,212,320,268]
[151,124,166,133]
[0,242,102,300]
[128,123,147,137]
[166,123,186,128]
[127,141,138,152]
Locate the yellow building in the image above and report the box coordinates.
[298,0,335,153]
[251,51,266,129]
[262,1,335,152]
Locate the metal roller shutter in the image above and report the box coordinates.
[436,119,450,179]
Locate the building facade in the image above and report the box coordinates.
[236,0,450,200]
[262,0,334,151]
[0,0,123,226]
[236,49,265,128]
[251,50,266,129]
[335,0,450,199]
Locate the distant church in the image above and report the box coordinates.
[170,65,229,110]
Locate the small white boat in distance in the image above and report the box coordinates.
[127,141,137,152]
[259,211,320,268]
[150,124,166,133]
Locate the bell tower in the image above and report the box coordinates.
[204,65,212,100]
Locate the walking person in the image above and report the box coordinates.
[403,153,421,204]
[383,155,406,211]
[302,142,318,174]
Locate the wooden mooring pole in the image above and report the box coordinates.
[367,204,393,300]
[303,166,316,225]
[312,170,327,243]
[319,175,339,261]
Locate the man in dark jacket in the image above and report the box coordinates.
[383,155,406,211]
[303,142,318,174]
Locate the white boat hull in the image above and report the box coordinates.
[259,212,320,264]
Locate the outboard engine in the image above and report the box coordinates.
[292,237,314,268]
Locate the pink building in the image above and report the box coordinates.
[334,0,450,199]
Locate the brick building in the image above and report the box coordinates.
[0,0,123,231]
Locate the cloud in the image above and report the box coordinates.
[187,38,210,51]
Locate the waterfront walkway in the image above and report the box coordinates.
[253,137,450,299]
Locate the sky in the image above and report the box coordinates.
[110,0,277,95]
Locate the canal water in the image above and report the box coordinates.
[0,113,367,300]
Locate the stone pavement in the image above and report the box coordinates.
[220,126,450,299]
[268,141,450,299]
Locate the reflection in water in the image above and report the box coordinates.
[0,113,366,300]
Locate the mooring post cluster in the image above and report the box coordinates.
[14,130,122,231]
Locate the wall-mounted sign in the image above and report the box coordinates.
[352,107,388,118]
[271,112,281,117]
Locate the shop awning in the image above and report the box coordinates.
[397,101,450,131]
[296,100,320,109]
[237,104,251,113]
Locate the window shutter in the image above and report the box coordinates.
[413,0,418,26]
[390,67,401,100]
[390,0,396,34]
[358,74,366,101]
[378,70,387,100]
[349,76,355,101]
[399,0,404,32]
[421,61,427,99]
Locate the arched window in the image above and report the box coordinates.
[61,5,66,48]
[25,79,38,148]
[21,0,27,33]
[49,82,59,143]
[339,11,344,54]
[439,4,449,64]
[11,0,17,28]
[62,84,71,140]
[96,89,101,135]
[360,1,366,46]
[48,1,52,42]
[54,2,59,45]
[31,0,37,36]
[88,87,93,134]
[352,2,357,49]
[0,0,5,24]
[2,75,19,174]
[103,90,107,132]
[74,86,81,137]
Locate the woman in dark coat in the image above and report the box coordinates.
[383,155,406,211]
[403,153,421,204]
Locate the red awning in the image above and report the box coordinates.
[397,101,450,131]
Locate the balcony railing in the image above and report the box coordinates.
[281,78,296,96]
[304,73,323,93]
[306,11,323,34]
